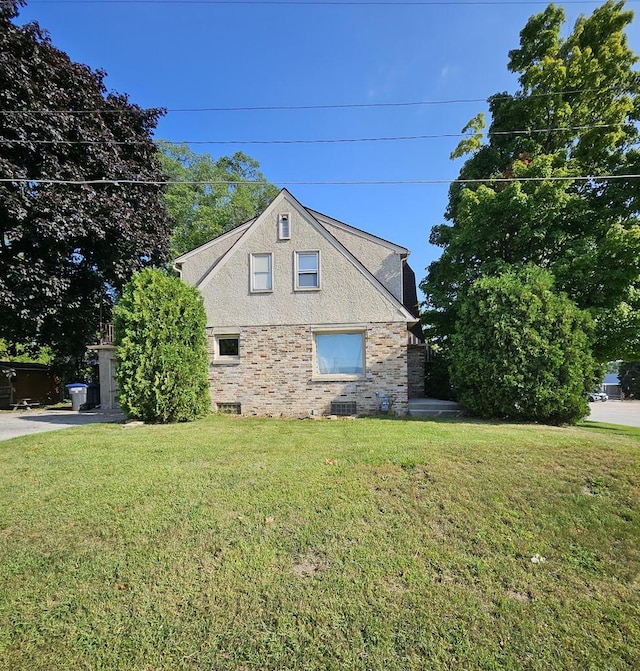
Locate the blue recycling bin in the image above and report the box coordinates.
[66,383,88,411]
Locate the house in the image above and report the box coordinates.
[174,189,426,417]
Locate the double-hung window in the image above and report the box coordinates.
[295,251,320,290]
[314,330,365,378]
[251,253,272,292]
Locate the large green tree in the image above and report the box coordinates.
[0,1,171,369]
[422,0,640,361]
[158,141,279,258]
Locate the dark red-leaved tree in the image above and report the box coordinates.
[0,0,171,370]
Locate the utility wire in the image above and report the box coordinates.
[23,1,640,6]
[1,175,638,186]
[0,124,629,146]
[0,88,621,115]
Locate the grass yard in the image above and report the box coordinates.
[1,415,639,670]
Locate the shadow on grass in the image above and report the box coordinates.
[378,414,640,434]
[577,421,640,439]
[372,414,512,427]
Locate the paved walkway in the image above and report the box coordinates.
[0,409,124,442]
[584,400,640,428]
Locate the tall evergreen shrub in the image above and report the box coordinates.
[114,269,210,423]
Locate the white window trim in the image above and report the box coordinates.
[312,327,366,381]
[250,252,273,293]
[212,333,240,365]
[295,250,321,291]
[278,213,291,240]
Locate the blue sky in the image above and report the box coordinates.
[15,0,640,291]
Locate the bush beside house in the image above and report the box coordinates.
[114,269,210,423]
[450,267,601,425]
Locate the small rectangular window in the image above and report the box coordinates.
[251,253,272,292]
[214,334,240,362]
[218,337,239,357]
[217,402,241,414]
[278,213,291,240]
[296,251,320,290]
[314,331,365,377]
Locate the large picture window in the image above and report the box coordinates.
[251,253,272,292]
[296,251,320,290]
[315,331,365,376]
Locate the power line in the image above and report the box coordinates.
[0,124,629,146]
[23,1,638,6]
[1,174,638,186]
[0,88,619,115]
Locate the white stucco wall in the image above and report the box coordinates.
[195,193,411,328]
[176,224,250,286]
[314,214,405,301]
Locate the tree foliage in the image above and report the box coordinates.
[0,1,171,369]
[0,339,53,365]
[450,267,601,425]
[158,141,279,258]
[114,269,210,423]
[424,351,457,401]
[619,361,640,398]
[422,1,640,361]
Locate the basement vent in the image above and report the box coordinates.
[330,401,357,416]
[217,402,241,415]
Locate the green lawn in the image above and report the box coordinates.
[1,416,639,670]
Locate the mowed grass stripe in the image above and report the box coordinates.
[1,416,638,670]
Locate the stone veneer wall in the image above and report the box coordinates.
[407,344,427,399]
[207,322,408,417]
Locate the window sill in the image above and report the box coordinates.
[311,374,364,382]
[295,287,321,292]
[211,359,241,366]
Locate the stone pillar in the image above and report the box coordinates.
[89,344,119,410]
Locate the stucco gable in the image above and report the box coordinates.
[174,219,254,286]
[192,189,415,324]
[309,209,408,255]
[310,210,407,301]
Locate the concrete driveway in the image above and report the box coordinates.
[0,409,124,442]
[584,400,640,428]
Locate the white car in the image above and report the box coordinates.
[588,391,608,402]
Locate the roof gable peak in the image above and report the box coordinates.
[187,190,415,323]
